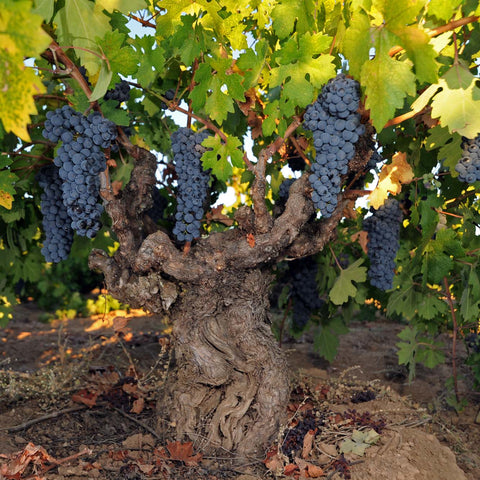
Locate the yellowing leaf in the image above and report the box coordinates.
[0,53,45,141]
[369,152,414,209]
[95,0,146,13]
[0,1,51,57]
[0,190,13,209]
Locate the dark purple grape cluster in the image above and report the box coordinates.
[161,89,175,109]
[278,178,295,203]
[104,80,130,104]
[42,105,117,242]
[289,257,324,330]
[455,137,480,183]
[363,199,402,291]
[281,410,321,459]
[367,149,382,170]
[145,187,168,223]
[303,74,365,217]
[171,127,210,242]
[36,165,74,263]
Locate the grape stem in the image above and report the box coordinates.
[328,244,343,271]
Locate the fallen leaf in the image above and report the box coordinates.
[111,180,123,195]
[247,233,255,248]
[112,316,131,335]
[72,389,98,407]
[130,397,145,414]
[307,463,325,477]
[165,441,202,466]
[264,447,285,474]
[284,463,299,476]
[302,430,316,459]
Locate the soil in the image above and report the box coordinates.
[1,302,479,480]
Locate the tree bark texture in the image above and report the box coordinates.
[161,269,289,460]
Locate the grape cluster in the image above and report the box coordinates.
[282,410,321,460]
[42,105,117,242]
[36,165,74,263]
[303,74,365,217]
[455,136,480,183]
[104,80,130,104]
[145,187,168,223]
[171,127,210,242]
[363,199,402,291]
[278,178,295,203]
[161,89,175,109]
[289,257,324,330]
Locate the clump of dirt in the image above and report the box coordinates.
[0,304,479,479]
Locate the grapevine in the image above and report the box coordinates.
[303,74,365,217]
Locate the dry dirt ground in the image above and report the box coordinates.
[1,302,479,480]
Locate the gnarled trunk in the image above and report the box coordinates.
[160,268,289,461]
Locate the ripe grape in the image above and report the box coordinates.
[303,74,365,217]
[37,164,74,263]
[42,105,117,239]
[363,199,402,291]
[104,80,130,104]
[455,137,480,183]
[171,128,210,242]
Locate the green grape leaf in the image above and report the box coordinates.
[262,101,281,137]
[236,40,268,89]
[32,0,55,21]
[313,318,348,362]
[89,61,113,102]
[132,36,165,87]
[270,33,335,108]
[97,31,139,83]
[201,135,243,182]
[342,10,371,78]
[0,170,18,210]
[387,285,422,319]
[95,0,146,13]
[425,126,463,171]
[427,0,463,21]
[55,0,111,76]
[271,0,315,39]
[204,77,235,124]
[416,343,445,369]
[421,246,453,284]
[417,294,448,320]
[429,64,480,139]
[329,258,367,305]
[393,26,438,83]
[361,51,416,131]
[168,15,204,66]
[460,286,480,322]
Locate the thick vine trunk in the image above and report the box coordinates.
[159,268,289,461]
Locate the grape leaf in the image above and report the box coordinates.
[204,77,235,125]
[132,36,165,87]
[429,64,480,139]
[271,0,316,39]
[342,10,371,78]
[313,318,348,362]
[460,286,480,321]
[32,0,55,21]
[361,52,416,131]
[417,294,448,320]
[0,52,45,141]
[427,0,463,21]
[55,0,111,76]
[89,62,113,102]
[369,152,414,208]
[421,247,453,284]
[269,33,335,108]
[416,343,445,369]
[97,31,139,84]
[201,135,243,182]
[387,285,422,319]
[0,1,51,57]
[95,0,146,13]
[329,258,367,305]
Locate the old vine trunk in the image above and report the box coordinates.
[160,268,290,460]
